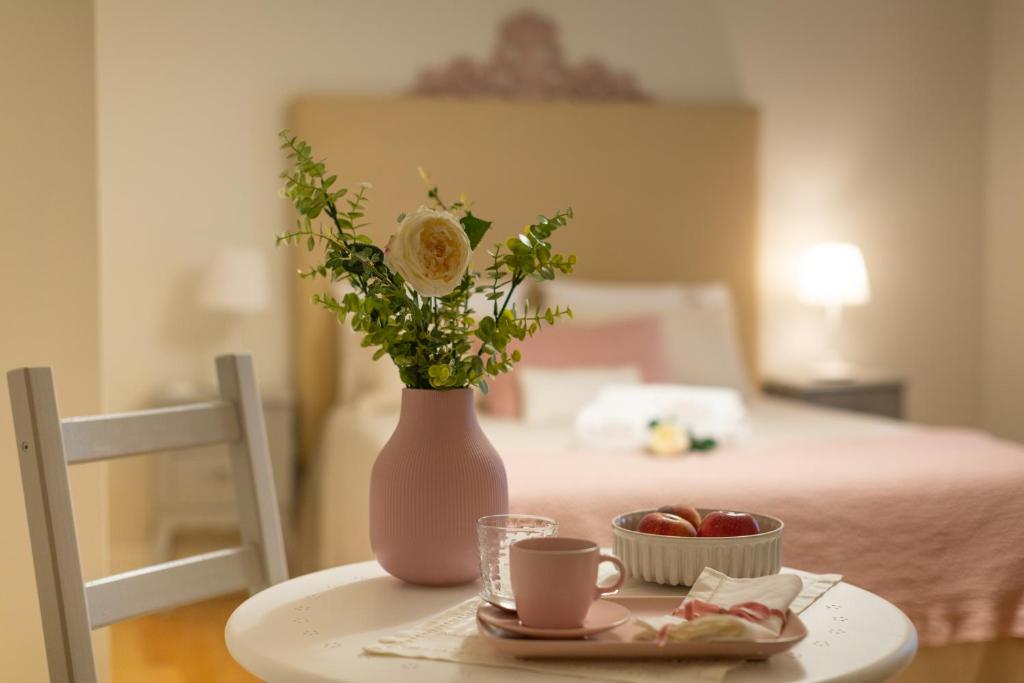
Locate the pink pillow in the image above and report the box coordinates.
[484,317,671,417]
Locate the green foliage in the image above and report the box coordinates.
[459,212,492,249]
[688,434,718,452]
[275,130,577,391]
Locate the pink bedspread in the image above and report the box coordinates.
[504,429,1024,646]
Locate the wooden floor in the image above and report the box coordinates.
[109,533,260,682]
[111,593,257,683]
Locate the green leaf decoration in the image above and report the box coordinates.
[460,212,492,250]
[688,433,718,452]
[275,130,576,392]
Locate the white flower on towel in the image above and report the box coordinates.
[647,421,691,456]
[385,207,471,297]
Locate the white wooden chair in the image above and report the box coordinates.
[7,353,288,683]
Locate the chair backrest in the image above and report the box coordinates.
[7,354,288,683]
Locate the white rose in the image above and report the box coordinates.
[385,206,471,297]
[647,422,690,457]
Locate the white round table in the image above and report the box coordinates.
[226,561,917,683]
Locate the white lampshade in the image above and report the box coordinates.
[201,246,269,313]
[798,242,870,308]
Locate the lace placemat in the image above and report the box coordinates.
[363,570,842,683]
[365,598,734,682]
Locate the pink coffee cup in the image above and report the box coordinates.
[510,537,626,629]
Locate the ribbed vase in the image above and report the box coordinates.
[370,388,508,585]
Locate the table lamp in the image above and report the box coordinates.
[201,246,270,314]
[161,246,270,401]
[798,241,870,382]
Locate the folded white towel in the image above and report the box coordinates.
[635,568,805,642]
[575,384,748,451]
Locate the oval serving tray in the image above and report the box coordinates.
[476,596,806,660]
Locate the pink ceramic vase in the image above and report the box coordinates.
[370,388,508,585]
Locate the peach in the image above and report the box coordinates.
[657,504,702,530]
[697,511,760,537]
[637,512,697,537]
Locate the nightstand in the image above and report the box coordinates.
[151,393,296,559]
[762,374,905,419]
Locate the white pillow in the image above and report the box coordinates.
[518,365,642,427]
[540,279,688,321]
[539,280,751,394]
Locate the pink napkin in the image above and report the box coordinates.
[635,568,807,642]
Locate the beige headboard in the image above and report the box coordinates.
[289,96,758,461]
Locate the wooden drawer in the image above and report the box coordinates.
[762,378,905,420]
[807,387,903,419]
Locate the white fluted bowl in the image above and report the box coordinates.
[612,508,783,586]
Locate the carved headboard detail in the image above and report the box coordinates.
[409,10,649,100]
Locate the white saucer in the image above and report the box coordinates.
[476,599,631,639]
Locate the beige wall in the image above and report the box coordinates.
[985,0,1024,442]
[0,1,109,679]
[96,0,992,549]
[720,0,988,426]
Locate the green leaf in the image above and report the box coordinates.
[278,132,579,392]
[460,212,492,250]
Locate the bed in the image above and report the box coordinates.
[287,96,1024,681]
[309,394,910,567]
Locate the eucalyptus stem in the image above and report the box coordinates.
[276,129,576,391]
